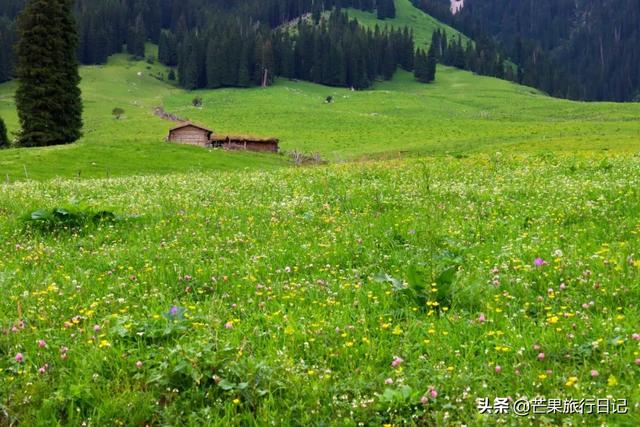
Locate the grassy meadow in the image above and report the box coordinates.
[1,155,639,425]
[1,0,640,424]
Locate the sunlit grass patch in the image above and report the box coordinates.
[0,154,638,425]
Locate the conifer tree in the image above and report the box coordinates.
[127,14,147,58]
[413,49,428,83]
[382,41,396,80]
[238,46,251,87]
[15,0,82,147]
[182,43,200,90]
[205,39,222,88]
[426,42,437,82]
[159,30,178,66]
[0,116,8,148]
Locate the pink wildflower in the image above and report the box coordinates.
[391,356,404,368]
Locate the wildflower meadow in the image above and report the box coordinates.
[1,154,638,425]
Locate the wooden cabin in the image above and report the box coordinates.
[211,135,280,153]
[167,123,279,153]
[167,122,213,147]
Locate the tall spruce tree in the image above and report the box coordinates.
[413,49,428,83]
[0,116,8,148]
[16,0,82,147]
[127,14,147,58]
[426,42,437,83]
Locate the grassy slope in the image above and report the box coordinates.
[4,60,640,180]
[0,51,287,182]
[166,68,640,162]
[346,0,469,49]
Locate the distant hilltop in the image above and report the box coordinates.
[451,0,464,14]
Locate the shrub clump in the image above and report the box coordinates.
[23,207,122,233]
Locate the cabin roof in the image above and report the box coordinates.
[211,134,279,143]
[169,121,214,133]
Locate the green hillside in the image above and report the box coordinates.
[166,68,640,161]
[1,0,639,182]
[0,52,287,182]
[346,0,469,48]
[2,47,640,182]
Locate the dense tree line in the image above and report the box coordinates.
[163,10,415,90]
[0,0,398,83]
[2,0,639,100]
[413,0,640,101]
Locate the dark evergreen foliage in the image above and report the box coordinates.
[0,116,8,148]
[413,49,428,83]
[164,10,414,90]
[377,0,396,20]
[3,0,636,100]
[412,0,640,101]
[158,30,178,66]
[413,35,436,84]
[425,41,436,82]
[127,13,147,58]
[0,18,17,82]
[15,0,82,147]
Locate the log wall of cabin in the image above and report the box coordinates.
[168,127,210,146]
